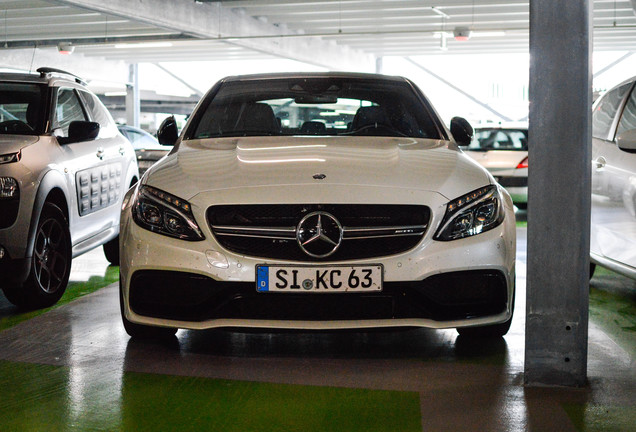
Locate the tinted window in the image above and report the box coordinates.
[593,82,632,140]
[464,128,528,151]
[616,86,636,137]
[0,82,47,135]
[189,78,442,139]
[54,88,87,137]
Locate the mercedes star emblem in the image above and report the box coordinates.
[296,211,343,258]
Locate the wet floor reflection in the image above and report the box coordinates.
[1,214,635,431]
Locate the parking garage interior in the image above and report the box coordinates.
[1,1,635,431]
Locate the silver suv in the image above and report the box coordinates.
[0,67,138,309]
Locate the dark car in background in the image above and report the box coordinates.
[118,124,171,176]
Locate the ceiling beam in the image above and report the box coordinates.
[0,48,128,86]
[52,0,375,71]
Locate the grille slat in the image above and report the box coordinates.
[207,204,430,262]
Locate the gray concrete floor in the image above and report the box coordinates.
[0,218,635,431]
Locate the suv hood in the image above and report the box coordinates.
[145,136,492,202]
[0,135,39,153]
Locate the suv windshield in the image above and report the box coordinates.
[188,77,442,139]
[463,128,528,151]
[0,82,47,136]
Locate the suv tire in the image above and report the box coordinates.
[3,203,71,309]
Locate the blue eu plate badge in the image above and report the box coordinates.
[257,266,269,292]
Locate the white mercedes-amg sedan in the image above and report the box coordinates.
[118,72,516,339]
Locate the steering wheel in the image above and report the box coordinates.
[0,120,34,134]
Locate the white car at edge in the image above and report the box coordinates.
[119,72,516,339]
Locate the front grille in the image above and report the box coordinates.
[207,204,430,261]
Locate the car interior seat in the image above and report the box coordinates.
[351,106,391,131]
[238,103,280,134]
[299,121,327,135]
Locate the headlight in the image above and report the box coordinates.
[0,177,19,199]
[434,185,504,241]
[0,151,20,165]
[132,185,204,241]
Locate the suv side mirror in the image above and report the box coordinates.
[450,117,473,146]
[157,115,178,146]
[616,129,636,153]
[62,121,100,144]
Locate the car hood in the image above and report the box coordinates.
[145,136,492,202]
[0,134,39,153]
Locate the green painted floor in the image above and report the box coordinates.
[0,360,420,432]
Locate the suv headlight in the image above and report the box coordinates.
[132,185,204,241]
[0,177,19,199]
[434,185,504,241]
[0,151,20,165]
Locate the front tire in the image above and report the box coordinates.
[119,281,177,339]
[456,290,515,338]
[3,203,72,309]
[456,315,513,338]
[103,236,119,265]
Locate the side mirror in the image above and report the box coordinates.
[157,115,178,146]
[450,117,473,146]
[63,121,100,144]
[616,129,636,153]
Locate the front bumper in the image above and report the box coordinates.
[119,182,516,331]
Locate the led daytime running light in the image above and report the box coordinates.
[446,186,491,214]
[143,186,192,214]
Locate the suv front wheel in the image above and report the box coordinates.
[2,203,72,309]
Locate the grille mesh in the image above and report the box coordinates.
[207,204,430,262]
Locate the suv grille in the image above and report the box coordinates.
[207,204,430,261]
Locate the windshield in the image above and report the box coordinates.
[0,82,47,135]
[463,128,528,151]
[188,77,443,139]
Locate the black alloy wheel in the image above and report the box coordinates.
[5,203,72,309]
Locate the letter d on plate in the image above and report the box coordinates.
[257,266,269,292]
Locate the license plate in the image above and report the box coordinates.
[256,265,383,293]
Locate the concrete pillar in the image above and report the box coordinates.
[125,63,140,128]
[375,57,383,74]
[525,0,592,386]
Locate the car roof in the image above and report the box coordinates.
[220,71,410,84]
[0,67,86,86]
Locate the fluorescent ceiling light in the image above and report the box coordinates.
[431,7,449,19]
[115,42,173,49]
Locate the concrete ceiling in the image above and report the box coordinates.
[1,0,636,69]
